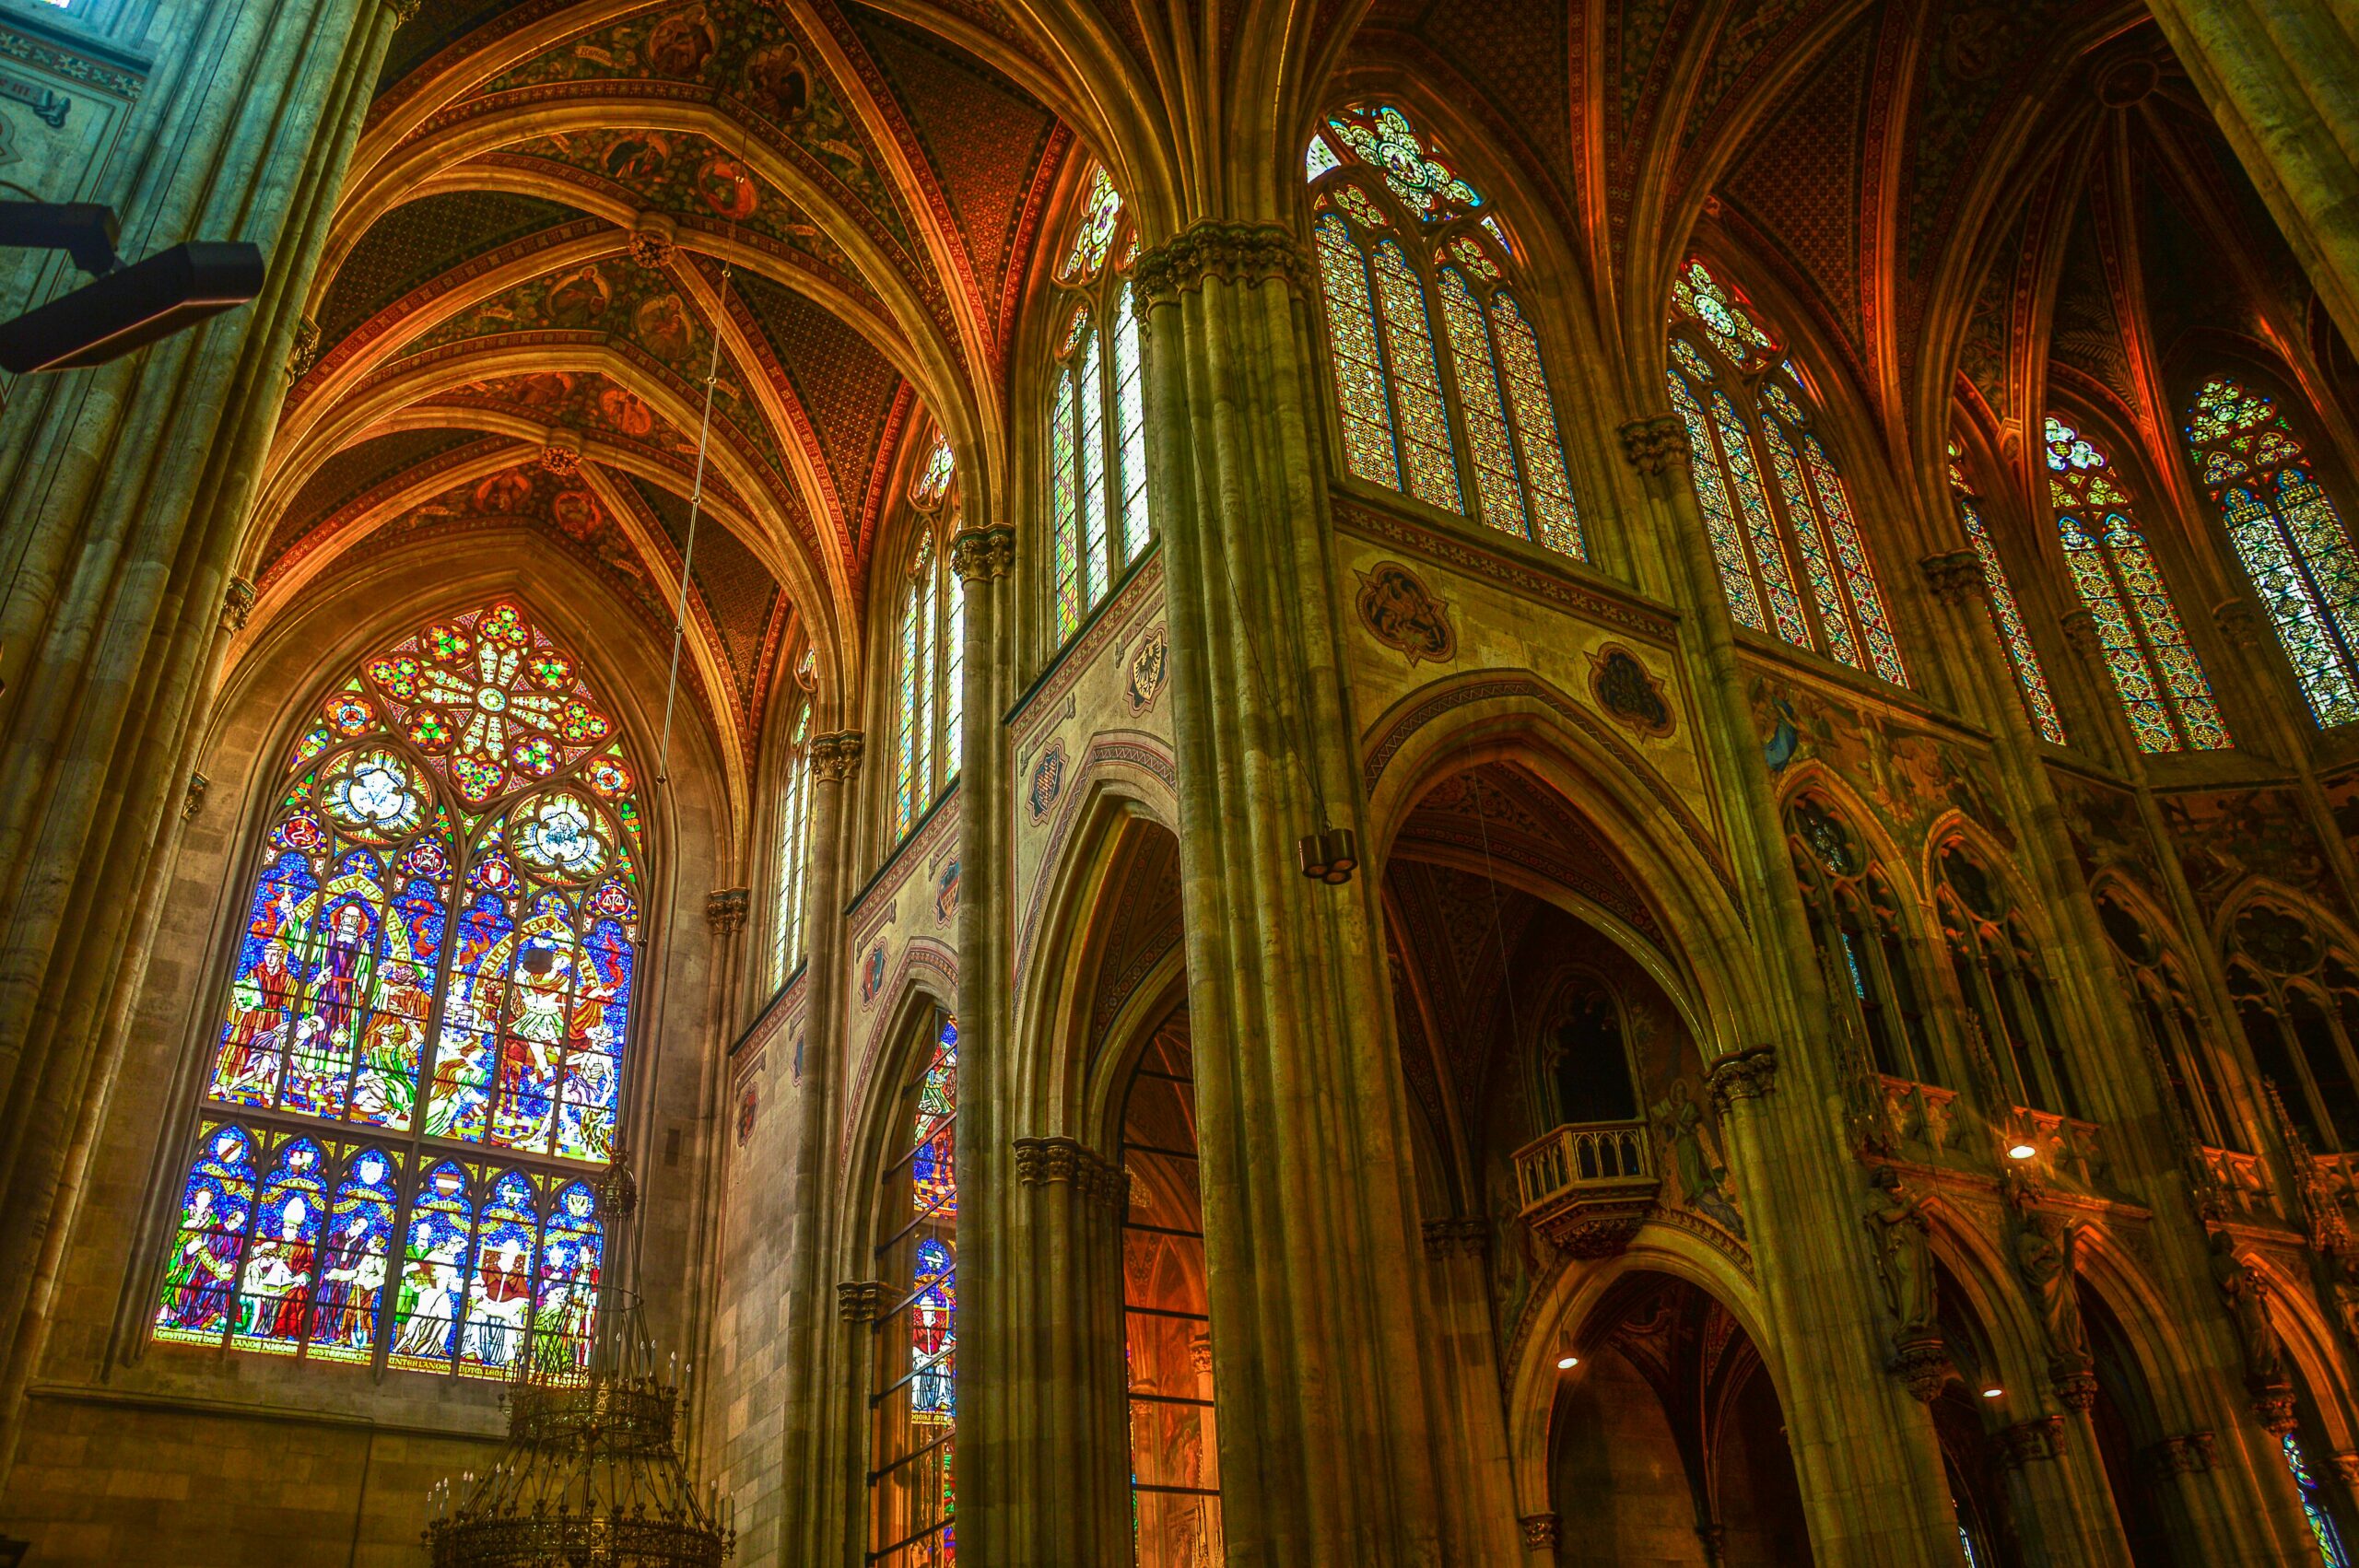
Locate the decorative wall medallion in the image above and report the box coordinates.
[1125,623,1168,715]
[1356,561,1455,665]
[736,1084,758,1145]
[1590,644,1674,739]
[1027,739,1066,824]
[934,857,961,923]
[859,942,886,1006]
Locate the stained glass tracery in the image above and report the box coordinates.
[158,598,633,1375]
[1307,101,1585,558]
[872,1014,958,1564]
[2045,415,2228,753]
[1668,255,1906,686]
[1050,168,1152,644]
[2184,375,2359,727]
[1947,441,2066,744]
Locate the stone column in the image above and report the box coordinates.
[2143,0,2359,351]
[1133,219,1448,1566]
[944,517,1020,1562]
[0,0,404,1480]
[1421,1219,1526,1565]
[769,730,860,1568]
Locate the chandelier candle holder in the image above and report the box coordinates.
[424,1156,734,1567]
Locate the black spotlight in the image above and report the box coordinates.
[0,201,265,374]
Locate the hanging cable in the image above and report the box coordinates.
[653,259,731,786]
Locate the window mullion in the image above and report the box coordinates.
[1747,391,1837,660]
[2276,501,2359,685]
[2102,543,2189,750]
[1356,234,1414,498]
[1417,252,1485,529]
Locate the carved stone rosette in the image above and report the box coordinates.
[1705,1045,1778,1117]
[1918,549,1987,607]
[948,522,1015,583]
[1131,221,1310,310]
[540,428,584,476]
[836,1279,886,1322]
[221,577,256,634]
[1990,1415,2067,1469]
[1887,1330,1954,1403]
[706,886,750,935]
[810,730,864,784]
[1615,415,1689,477]
[629,212,678,270]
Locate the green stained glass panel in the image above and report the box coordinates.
[1491,294,1583,558]
[1370,240,1463,514]
[1435,268,1528,540]
[1801,431,1907,686]
[1956,492,2066,744]
[1669,370,1765,632]
[1713,390,1809,648]
[1051,373,1081,639]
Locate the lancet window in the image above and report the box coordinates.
[2043,415,2228,753]
[894,445,963,843]
[1667,258,1905,685]
[2223,903,2359,1153]
[155,598,637,1379]
[1049,163,1151,642]
[1121,1018,1224,1565]
[1787,795,1936,1084]
[1934,841,2077,1116]
[1536,978,1640,1128]
[772,695,813,989]
[1948,439,2065,743]
[2094,887,2239,1150]
[1306,102,1585,558]
[2182,375,2359,728]
[869,1012,958,1565]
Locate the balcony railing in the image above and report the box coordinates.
[1512,1119,1661,1258]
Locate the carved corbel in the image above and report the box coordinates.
[2212,597,2264,651]
[221,577,256,635]
[1420,1217,1491,1260]
[2059,609,2103,664]
[1518,1513,1559,1552]
[1705,1045,1778,1117]
[1615,415,1689,478]
[1989,1416,2067,1469]
[1918,549,1986,608]
[706,887,750,936]
[2139,1431,2217,1481]
[837,1280,887,1322]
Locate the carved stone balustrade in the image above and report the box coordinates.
[1513,1119,1661,1258]
[1877,1076,1968,1160]
[2002,1106,2109,1190]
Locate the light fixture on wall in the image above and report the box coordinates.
[1297,825,1358,883]
[2006,1141,2036,1161]
[423,1152,735,1568]
[1555,1353,1580,1371]
[1980,1386,2004,1399]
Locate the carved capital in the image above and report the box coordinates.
[629,212,679,270]
[1990,1415,2068,1469]
[1886,1330,1954,1403]
[1918,548,1986,608]
[1131,221,1309,310]
[2251,1384,2299,1435]
[1013,1134,1086,1187]
[1421,1217,1491,1259]
[182,771,209,822]
[1518,1513,1559,1551]
[2213,597,2264,650]
[2049,1355,2099,1412]
[2060,609,2103,662]
[221,577,256,634]
[948,523,1015,584]
[384,0,423,19]
[2140,1431,2218,1480]
[285,316,321,380]
[706,886,750,935]
[2333,1451,2359,1488]
[540,428,584,477]
[809,730,864,783]
[1706,1044,1778,1117]
[837,1279,887,1322]
[1616,415,1690,477]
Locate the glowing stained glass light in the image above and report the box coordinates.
[1062,163,1124,281]
[911,431,955,509]
[1491,296,1584,557]
[1370,240,1464,514]
[1436,267,1529,538]
[1315,215,1402,490]
[1667,370,1766,631]
[2284,1433,2353,1568]
[1114,284,1151,564]
[897,537,936,837]
[1947,445,2066,744]
[2046,415,2229,753]
[1324,103,1484,219]
[773,701,812,986]
[1051,362,1083,637]
[161,599,636,1374]
[2184,375,2359,728]
[1672,256,1778,372]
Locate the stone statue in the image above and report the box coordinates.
[2013,1210,2086,1360]
[2209,1231,2286,1387]
[1863,1166,1938,1334]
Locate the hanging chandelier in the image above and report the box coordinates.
[424,1154,734,1568]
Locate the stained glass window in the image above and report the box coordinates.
[871,1013,958,1565]
[157,598,634,1375]
[911,432,956,511]
[773,699,812,987]
[2045,414,2228,753]
[1669,256,1906,685]
[1948,440,2066,744]
[1306,101,1585,558]
[2285,1432,2353,1568]
[897,534,937,838]
[1049,165,1152,647]
[2183,375,2359,728]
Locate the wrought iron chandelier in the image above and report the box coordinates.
[424,1154,734,1568]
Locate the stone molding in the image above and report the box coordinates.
[1420,1217,1491,1259]
[1886,1330,1953,1403]
[1705,1045,1778,1116]
[1918,549,1986,607]
[1990,1415,2067,1469]
[1012,1135,1123,1208]
[2140,1431,2217,1480]
[837,1280,886,1322]
[1132,221,1309,309]
[285,316,320,380]
[1518,1513,1559,1550]
[385,0,423,19]
[221,577,256,634]
[948,522,1015,583]
[810,729,864,783]
[1615,415,1688,476]
[706,886,750,935]
[182,771,208,821]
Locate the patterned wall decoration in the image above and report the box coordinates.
[260,427,487,570]
[1590,645,1675,740]
[1356,561,1457,666]
[1123,624,1168,716]
[1748,672,2012,848]
[316,189,586,348]
[2158,785,2349,926]
[1027,740,1066,825]
[734,267,905,565]
[1900,0,2078,278]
